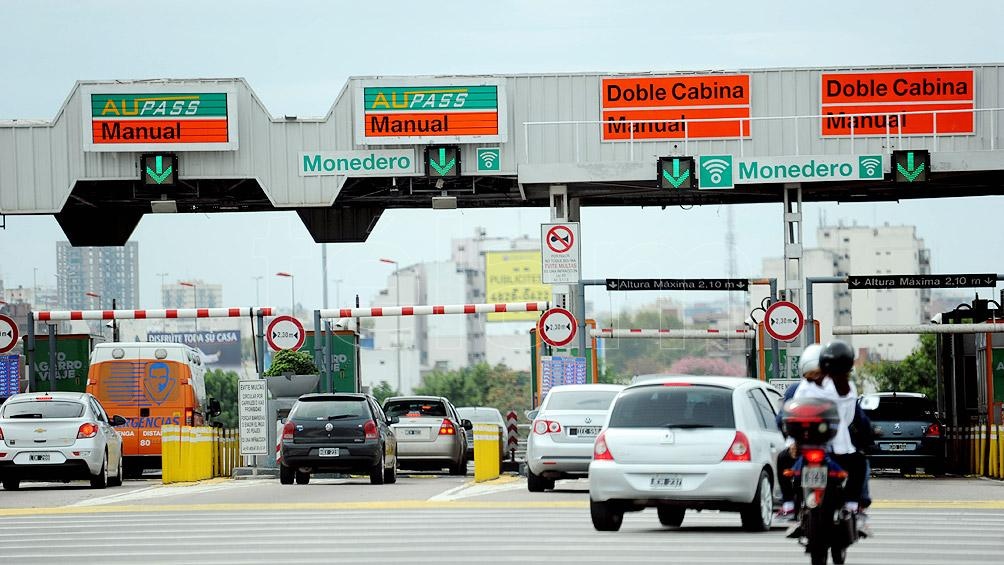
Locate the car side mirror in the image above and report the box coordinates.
[208,398,222,418]
[388,416,400,425]
[462,419,474,431]
[526,410,538,421]
[110,415,127,427]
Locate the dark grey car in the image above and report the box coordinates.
[279,393,398,485]
[861,392,946,475]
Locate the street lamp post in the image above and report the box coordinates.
[276,272,295,317]
[253,276,264,306]
[179,282,197,330]
[85,292,102,338]
[379,259,402,393]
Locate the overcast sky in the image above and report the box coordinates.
[1,0,1002,319]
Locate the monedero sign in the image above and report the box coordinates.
[730,154,884,185]
[299,149,417,176]
[82,84,239,152]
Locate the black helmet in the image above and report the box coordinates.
[819,340,855,375]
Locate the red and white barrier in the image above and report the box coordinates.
[833,323,1004,335]
[35,307,274,322]
[590,328,754,339]
[318,301,548,319]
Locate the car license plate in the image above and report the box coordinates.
[29,453,51,463]
[802,465,828,489]
[570,427,600,438]
[318,448,340,457]
[884,442,916,452]
[650,474,682,489]
[404,429,423,436]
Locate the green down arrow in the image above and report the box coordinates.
[662,158,690,188]
[897,151,925,182]
[429,148,456,176]
[146,156,173,184]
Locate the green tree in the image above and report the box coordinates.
[598,307,709,381]
[861,334,938,398]
[264,349,318,376]
[205,369,239,428]
[413,363,531,416]
[371,381,400,404]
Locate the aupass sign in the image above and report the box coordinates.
[696,154,884,189]
[355,78,507,145]
[81,84,239,152]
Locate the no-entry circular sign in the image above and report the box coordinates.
[267,315,305,351]
[537,307,577,348]
[0,314,18,354]
[545,225,575,254]
[764,301,805,342]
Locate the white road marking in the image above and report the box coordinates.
[68,481,257,507]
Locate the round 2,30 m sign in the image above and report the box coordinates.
[537,307,577,348]
[266,315,305,351]
[0,314,18,354]
[764,301,805,342]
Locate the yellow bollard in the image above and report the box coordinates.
[161,425,180,484]
[473,424,500,482]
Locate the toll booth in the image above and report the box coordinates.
[935,298,1003,474]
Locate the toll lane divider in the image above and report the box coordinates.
[162,426,238,484]
[473,424,500,482]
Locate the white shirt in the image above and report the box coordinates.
[791,377,858,455]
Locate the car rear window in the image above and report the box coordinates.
[290,398,371,421]
[384,400,447,418]
[863,396,935,421]
[608,385,735,429]
[544,390,619,411]
[457,408,499,423]
[1,400,86,419]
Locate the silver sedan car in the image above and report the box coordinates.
[383,396,471,475]
[0,391,126,490]
[589,376,784,531]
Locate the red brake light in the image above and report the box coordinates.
[36,396,53,401]
[662,382,691,387]
[282,421,295,441]
[439,419,456,436]
[593,431,614,461]
[185,409,194,426]
[77,423,98,439]
[532,420,561,435]
[803,448,826,465]
[925,423,941,438]
[364,420,379,440]
[722,431,751,462]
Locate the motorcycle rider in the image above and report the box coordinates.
[774,343,824,521]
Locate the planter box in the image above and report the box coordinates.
[265,374,320,399]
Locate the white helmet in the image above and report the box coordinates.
[798,344,823,376]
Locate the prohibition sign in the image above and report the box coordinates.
[267,315,306,351]
[764,301,805,342]
[545,225,575,254]
[0,314,18,354]
[537,307,577,348]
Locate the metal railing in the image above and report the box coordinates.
[522,107,1002,164]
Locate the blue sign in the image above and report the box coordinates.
[540,355,588,397]
[0,355,21,397]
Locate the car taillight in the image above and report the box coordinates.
[0,426,4,440]
[925,423,941,438]
[593,431,614,461]
[77,423,98,439]
[364,420,379,440]
[532,419,561,435]
[282,421,295,441]
[722,431,751,462]
[439,419,456,436]
[803,448,826,465]
[185,409,194,426]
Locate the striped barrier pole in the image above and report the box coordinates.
[590,328,755,339]
[317,301,548,319]
[35,307,274,321]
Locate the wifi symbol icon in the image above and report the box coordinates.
[858,155,883,179]
[698,155,735,189]
[477,148,501,172]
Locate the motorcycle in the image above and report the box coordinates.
[781,398,858,565]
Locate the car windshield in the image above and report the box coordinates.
[1,400,85,419]
[457,408,499,423]
[863,396,936,421]
[290,398,369,421]
[608,385,735,429]
[544,390,619,411]
[384,400,447,418]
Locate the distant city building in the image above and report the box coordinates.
[56,242,139,310]
[754,223,930,361]
[162,280,224,309]
[3,285,59,310]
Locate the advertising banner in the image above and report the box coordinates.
[147,330,242,367]
[29,334,92,393]
[485,250,551,322]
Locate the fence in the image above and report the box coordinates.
[162,425,239,484]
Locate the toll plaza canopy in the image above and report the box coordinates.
[2,64,1004,245]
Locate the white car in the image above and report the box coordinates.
[589,376,785,531]
[0,392,126,490]
[526,384,624,492]
[457,406,507,465]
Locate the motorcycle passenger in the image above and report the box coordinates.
[775,343,824,520]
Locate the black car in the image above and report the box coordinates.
[279,393,398,485]
[860,392,945,475]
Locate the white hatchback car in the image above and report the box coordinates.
[589,376,784,531]
[0,391,126,490]
[526,384,624,492]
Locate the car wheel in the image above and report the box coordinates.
[449,454,467,476]
[123,460,143,480]
[370,451,387,485]
[108,456,124,487]
[89,453,109,489]
[384,460,398,484]
[279,464,295,485]
[295,470,310,485]
[590,499,624,531]
[926,462,946,477]
[657,507,685,527]
[527,469,554,492]
[740,470,773,532]
[2,477,20,491]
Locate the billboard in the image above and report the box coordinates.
[28,334,92,393]
[146,330,242,367]
[484,250,550,322]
